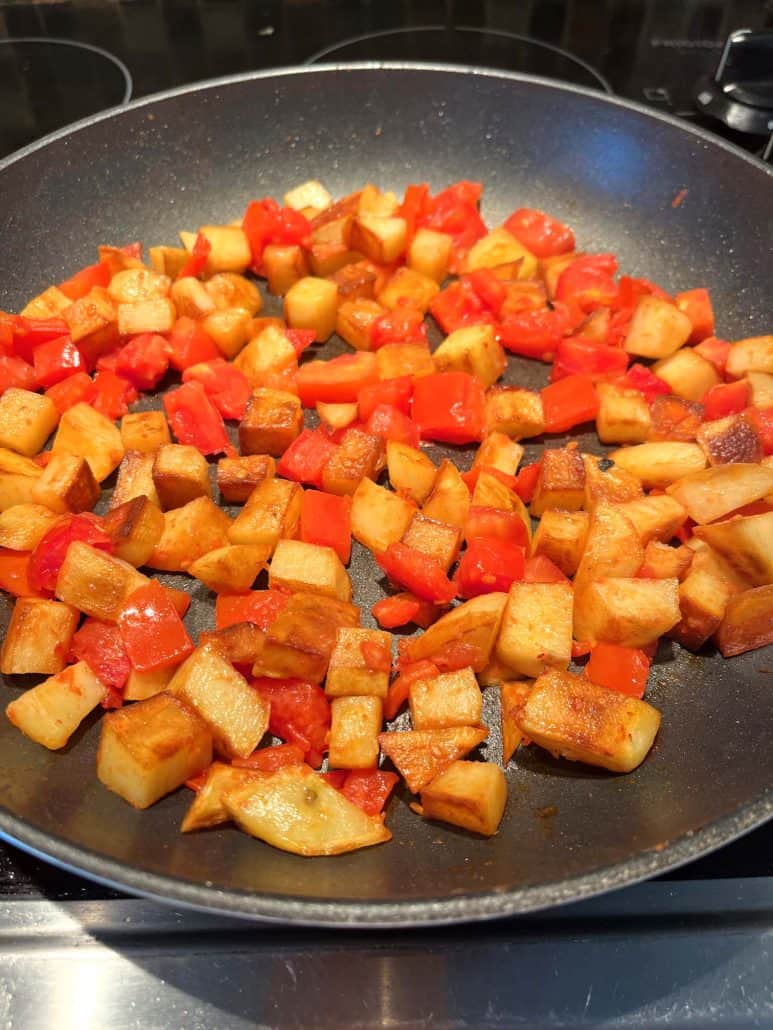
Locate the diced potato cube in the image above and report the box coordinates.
[349,214,407,264]
[485,386,545,439]
[582,453,643,509]
[284,179,333,212]
[196,225,251,274]
[350,478,416,554]
[328,695,382,769]
[228,477,302,550]
[321,428,384,496]
[725,335,773,377]
[263,243,309,295]
[268,538,352,602]
[252,591,360,683]
[110,450,160,510]
[666,463,773,524]
[6,661,106,749]
[283,276,339,341]
[108,268,170,304]
[331,260,379,304]
[62,287,116,344]
[433,325,506,388]
[204,272,262,316]
[746,372,773,409]
[378,725,488,793]
[358,184,399,217]
[0,598,78,675]
[694,511,773,586]
[117,298,176,335]
[409,666,482,730]
[408,228,453,283]
[376,342,435,380]
[623,295,692,358]
[200,307,253,359]
[613,494,688,545]
[653,347,720,401]
[670,557,732,651]
[233,326,297,388]
[31,451,99,514]
[97,693,212,809]
[401,512,461,572]
[531,510,589,577]
[420,760,506,836]
[501,680,533,764]
[0,388,59,457]
[317,401,359,430]
[149,245,189,279]
[716,585,773,657]
[386,440,436,504]
[685,538,751,595]
[120,411,171,454]
[573,503,644,595]
[53,402,125,482]
[574,577,681,646]
[21,285,71,318]
[696,413,762,467]
[530,446,585,516]
[181,763,265,832]
[465,228,537,277]
[188,543,270,593]
[148,496,232,572]
[325,627,392,699]
[223,764,391,855]
[639,540,693,581]
[517,668,661,773]
[102,495,165,567]
[404,593,507,672]
[0,503,59,551]
[169,643,270,758]
[170,276,216,319]
[473,433,523,476]
[216,454,275,503]
[422,459,470,529]
[56,541,149,620]
[152,444,211,509]
[335,298,385,350]
[238,387,303,457]
[495,581,573,678]
[596,383,652,444]
[377,267,439,314]
[609,441,706,489]
[124,665,175,702]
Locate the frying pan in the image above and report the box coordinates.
[0,65,771,927]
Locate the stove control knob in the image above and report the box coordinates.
[694,28,773,137]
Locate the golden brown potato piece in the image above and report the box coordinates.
[401,512,461,572]
[351,478,416,554]
[102,496,165,567]
[386,440,437,505]
[530,510,589,577]
[181,763,266,832]
[500,680,533,765]
[432,325,506,387]
[55,541,149,621]
[53,402,124,482]
[268,539,352,602]
[409,666,482,731]
[6,661,107,750]
[693,512,773,586]
[239,388,303,458]
[325,627,392,699]
[485,386,545,439]
[0,503,59,552]
[422,459,470,530]
[420,761,507,836]
[328,696,382,769]
[667,463,773,525]
[188,544,270,594]
[378,726,488,794]
[0,598,79,675]
[495,581,573,678]
[152,444,212,509]
[148,497,232,572]
[609,442,706,489]
[574,577,681,646]
[321,428,384,497]
[31,452,99,515]
[110,450,160,510]
[715,585,773,657]
[403,593,507,672]
[216,454,275,504]
[228,477,302,551]
[530,447,585,516]
[573,503,644,596]
[0,388,59,457]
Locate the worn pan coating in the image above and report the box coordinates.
[0,65,771,927]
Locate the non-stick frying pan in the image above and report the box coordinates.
[0,65,771,927]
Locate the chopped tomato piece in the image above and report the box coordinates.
[340,769,399,816]
[214,589,290,631]
[0,550,41,598]
[746,406,773,455]
[412,371,485,445]
[164,380,233,455]
[454,537,525,597]
[297,352,379,406]
[422,180,487,272]
[620,363,672,402]
[10,317,70,364]
[555,254,618,316]
[299,490,352,564]
[372,592,437,630]
[369,306,428,349]
[650,394,703,442]
[541,374,599,433]
[513,461,542,504]
[32,335,85,389]
[45,371,97,413]
[430,280,492,334]
[504,207,575,258]
[284,329,316,357]
[550,337,628,382]
[0,354,36,394]
[523,555,569,583]
[114,333,170,391]
[702,380,749,422]
[694,336,731,375]
[243,198,311,275]
[675,288,715,344]
[252,677,330,768]
[366,404,421,447]
[376,542,456,605]
[182,358,252,420]
[461,466,517,494]
[465,269,507,316]
[276,427,339,487]
[118,581,195,673]
[585,643,651,699]
[498,305,571,361]
[232,743,306,771]
[70,618,132,691]
[465,506,529,548]
[357,376,413,421]
[165,317,220,372]
[384,659,440,720]
[398,182,431,240]
[91,368,138,420]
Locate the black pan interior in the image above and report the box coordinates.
[0,65,771,926]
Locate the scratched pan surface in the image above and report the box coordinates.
[0,65,771,927]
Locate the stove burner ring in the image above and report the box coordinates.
[305,26,612,95]
[0,36,133,106]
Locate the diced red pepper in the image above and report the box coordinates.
[372,592,437,630]
[369,306,428,350]
[70,618,132,692]
[232,743,306,771]
[0,355,36,394]
[296,352,379,406]
[299,489,352,564]
[58,261,111,301]
[357,376,413,421]
[214,588,290,631]
[176,232,212,281]
[28,514,113,595]
[412,371,485,445]
[746,406,773,455]
[615,275,672,310]
[503,207,575,259]
[165,317,220,372]
[523,555,569,583]
[182,358,252,420]
[0,549,41,598]
[384,659,440,720]
[585,642,651,699]
[550,337,629,382]
[454,537,526,598]
[242,198,311,275]
[541,374,599,433]
[284,329,316,357]
[10,317,70,364]
[675,288,715,344]
[164,380,233,455]
[114,333,170,391]
[376,542,456,605]
[276,427,339,487]
[465,269,507,316]
[366,404,420,447]
[465,506,529,548]
[694,336,731,375]
[340,769,399,816]
[430,280,492,334]
[422,180,487,272]
[320,769,350,790]
[32,335,85,389]
[498,304,571,361]
[118,580,195,673]
[91,368,138,420]
[513,461,542,504]
[45,371,96,413]
[620,363,672,402]
[461,465,517,495]
[555,254,618,316]
[252,677,330,768]
[702,380,749,421]
[398,182,431,240]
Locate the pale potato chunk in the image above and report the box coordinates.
[350,477,415,554]
[152,444,211,510]
[284,179,333,212]
[613,495,688,545]
[148,497,232,572]
[325,627,391,699]
[228,478,302,550]
[666,463,773,525]
[0,503,59,551]
[0,388,59,457]
[407,227,453,282]
[31,451,99,515]
[433,325,506,387]
[596,383,652,444]
[517,669,661,773]
[110,450,161,510]
[328,695,382,769]
[725,335,773,377]
[609,442,706,489]
[124,665,175,702]
[531,510,589,577]
[420,761,507,836]
[694,512,773,586]
[188,544,270,594]
[473,433,524,476]
[465,228,537,277]
[97,693,212,809]
[0,598,79,675]
[349,214,407,264]
[6,661,106,750]
[223,764,391,855]
[495,581,573,678]
[623,295,692,358]
[500,680,533,765]
[574,577,681,646]
[716,585,773,657]
[421,459,470,529]
[409,666,482,730]
[55,541,149,621]
[378,725,488,793]
[181,763,265,832]
[283,276,339,341]
[653,347,720,401]
[268,538,352,602]
[102,496,165,567]
[573,503,644,595]
[53,402,125,482]
[386,440,437,505]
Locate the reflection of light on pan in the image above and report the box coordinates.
[305,26,613,96]
[0,36,133,105]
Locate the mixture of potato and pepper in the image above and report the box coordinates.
[0,179,771,856]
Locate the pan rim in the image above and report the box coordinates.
[1,62,772,926]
